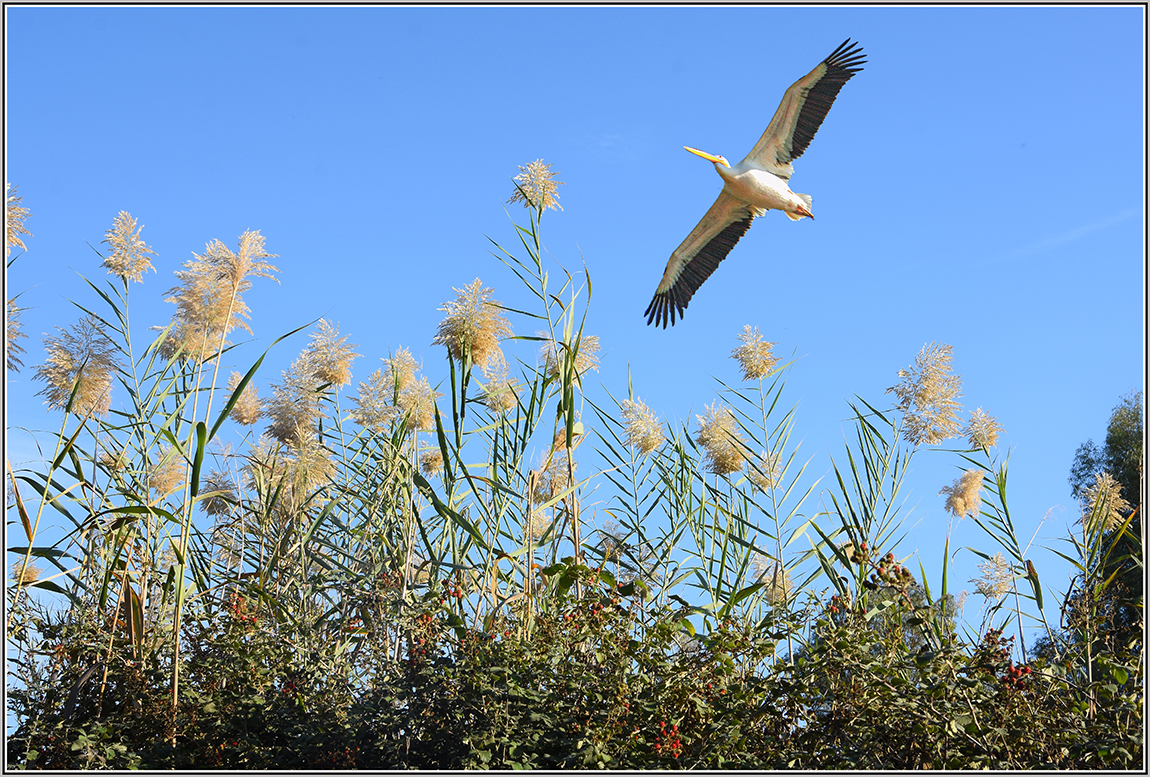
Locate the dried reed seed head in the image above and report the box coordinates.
[748,451,782,492]
[532,451,577,502]
[550,421,585,454]
[243,435,288,491]
[33,315,119,417]
[149,449,188,498]
[752,556,792,605]
[420,448,444,477]
[481,352,522,414]
[695,401,746,476]
[265,353,325,446]
[227,371,262,426]
[433,279,513,371]
[351,347,429,432]
[287,425,335,493]
[213,526,243,572]
[939,468,986,519]
[383,347,419,395]
[972,552,1013,599]
[397,375,441,432]
[350,365,399,432]
[541,333,601,379]
[525,508,552,543]
[102,211,157,283]
[159,231,280,362]
[620,398,664,455]
[305,318,359,387]
[507,159,565,212]
[1081,471,1132,535]
[161,259,238,361]
[6,184,32,257]
[731,325,779,381]
[6,297,27,372]
[208,230,280,291]
[597,519,625,561]
[965,407,1004,450]
[98,447,130,473]
[10,561,40,585]
[887,342,964,446]
[200,470,238,516]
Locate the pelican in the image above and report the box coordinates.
[645,39,865,328]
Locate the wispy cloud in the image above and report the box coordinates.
[992,206,1140,265]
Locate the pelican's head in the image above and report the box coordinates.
[684,146,729,167]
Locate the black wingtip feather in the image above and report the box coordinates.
[644,213,756,329]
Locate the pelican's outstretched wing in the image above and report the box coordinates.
[742,39,866,180]
[645,191,759,328]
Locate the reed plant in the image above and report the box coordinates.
[5,172,1142,769]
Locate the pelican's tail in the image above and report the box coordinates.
[786,193,813,221]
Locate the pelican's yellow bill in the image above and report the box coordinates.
[683,146,725,164]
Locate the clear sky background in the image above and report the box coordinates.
[4,6,1145,642]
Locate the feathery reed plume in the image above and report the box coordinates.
[1081,471,1132,534]
[620,398,664,455]
[972,552,1013,599]
[748,451,782,492]
[532,450,576,502]
[33,315,119,417]
[351,348,440,433]
[695,401,746,476]
[6,184,31,257]
[98,447,130,473]
[288,423,335,494]
[397,374,439,431]
[149,448,188,499]
[10,562,40,586]
[101,211,156,283]
[350,366,398,432]
[525,509,553,543]
[432,279,512,371]
[227,371,262,426]
[243,435,288,492]
[265,352,324,446]
[200,470,238,517]
[305,318,359,387]
[159,230,279,361]
[752,555,792,605]
[940,468,985,519]
[6,297,27,372]
[420,448,444,477]
[731,325,778,381]
[507,159,564,212]
[887,342,963,446]
[541,333,600,379]
[598,520,624,563]
[965,407,1004,450]
[480,353,521,414]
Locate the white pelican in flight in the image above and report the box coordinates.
[645,39,865,328]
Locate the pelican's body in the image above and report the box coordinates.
[712,159,813,221]
[645,39,865,328]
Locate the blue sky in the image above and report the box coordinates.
[4,6,1145,640]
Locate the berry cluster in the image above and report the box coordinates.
[375,570,403,590]
[407,612,438,665]
[226,594,259,626]
[846,541,870,564]
[1002,661,1032,690]
[437,579,465,604]
[653,719,682,759]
